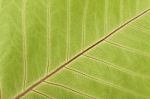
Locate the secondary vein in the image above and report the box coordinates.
[22,0,28,89]
[15,8,150,99]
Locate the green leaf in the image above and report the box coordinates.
[0,0,150,99]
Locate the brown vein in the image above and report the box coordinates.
[44,81,96,99]
[14,8,150,99]
[65,67,150,98]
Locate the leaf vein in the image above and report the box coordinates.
[84,55,150,79]
[65,67,150,98]
[66,0,71,60]
[32,89,53,99]
[22,0,28,89]
[81,0,89,49]
[14,8,150,98]
[44,81,97,99]
[46,0,51,73]
[106,41,150,58]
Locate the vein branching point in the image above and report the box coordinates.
[15,8,150,99]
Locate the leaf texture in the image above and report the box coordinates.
[0,0,150,99]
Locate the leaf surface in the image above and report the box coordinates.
[0,0,150,99]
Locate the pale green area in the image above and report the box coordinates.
[0,0,150,99]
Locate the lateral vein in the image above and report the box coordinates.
[15,8,150,99]
[22,0,28,89]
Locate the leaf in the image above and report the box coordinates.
[0,0,150,99]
